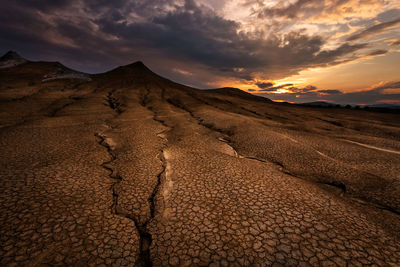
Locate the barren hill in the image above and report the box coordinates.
[0,51,27,69]
[1,53,400,266]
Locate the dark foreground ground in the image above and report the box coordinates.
[1,61,400,266]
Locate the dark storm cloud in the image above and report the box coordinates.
[302,85,317,91]
[286,85,317,93]
[0,0,376,84]
[0,1,124,72]
[312,43,368,66]
[347,18,400,41]
[16,0,71,11]
[258,83,294,92]
[367,49,388,56]
[257,84,318,93]
[256,82,274,89]
[317,90,342,94]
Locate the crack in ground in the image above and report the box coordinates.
[318,181,347,194]
[165,96,375,206]
[166,96,398,213]
[166,97,234,137]
[96,88,171,266]
[140,85,150,107]
[48,101,74,117]
[166,96,287,168]
[96,90,158,266]
[140,97,171,266]
[166,97,305,178]
[95,131,157,265]
[349,198,400,216]
[48,95,87,117]
[106,89,124,114]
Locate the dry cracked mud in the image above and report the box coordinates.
[1,61,400,266]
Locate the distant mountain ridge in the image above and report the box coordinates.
[367,103,400,109]
[300,101,400,110]
[0,50,91,81]
[0,50,28,69]
[0,51,262,99]
[300,101,337,107]
[0,51,25,61]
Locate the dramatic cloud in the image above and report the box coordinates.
[372,81,400,91]
[258,83,294,92]
[256,84,320,94]
[317,90,342,95]
[256,82,274,89]
[367,49,388,56]
[347,18,400,41]
[253,0,387,21]
[255,0,321,19]
[0,1,381,76]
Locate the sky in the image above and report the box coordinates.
[1,0,400,105]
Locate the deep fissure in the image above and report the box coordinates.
[106,90,124,114]
[95,89,170,266]
[136,88,171,267]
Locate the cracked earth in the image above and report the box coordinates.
[1,61,400,266]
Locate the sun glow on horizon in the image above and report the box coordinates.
[216,51,400,99]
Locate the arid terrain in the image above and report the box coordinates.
[1,53,400,266]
